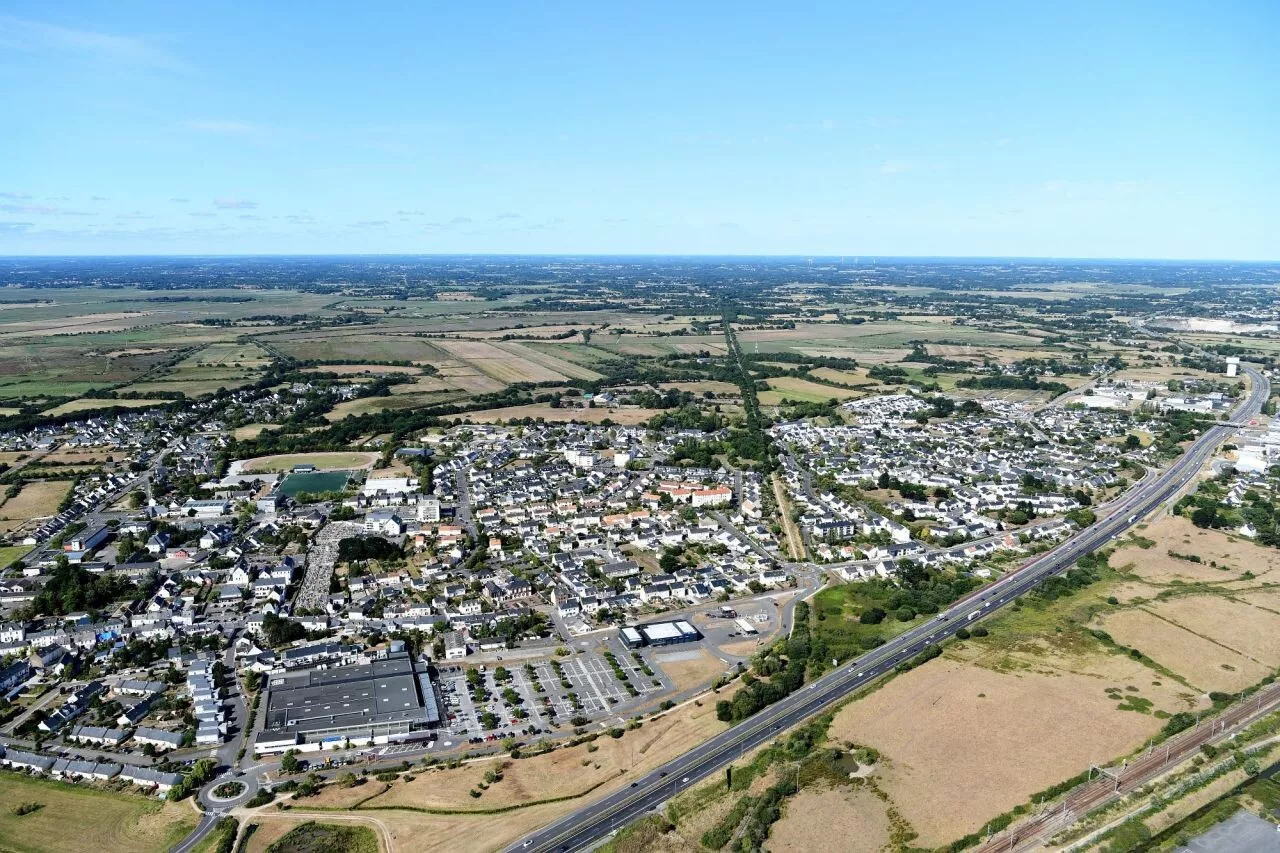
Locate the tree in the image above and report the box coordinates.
[859,607,885,625]
[280,750,301,774]
[1190,505,1219,528]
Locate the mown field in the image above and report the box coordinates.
[0,770,197,853]
[0,480,73,533]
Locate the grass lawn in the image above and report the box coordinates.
[0,544,34,567]
[0,770,197,853]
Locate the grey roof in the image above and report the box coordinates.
[133,726,184,746]
[264,651,439,737]
[120,765,183,787]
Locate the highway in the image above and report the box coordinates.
[507,365,1269,853]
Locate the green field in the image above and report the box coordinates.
[0,544,34,566]
[265,821,379,853]
[279,471,353,496]
[0,770,197,853]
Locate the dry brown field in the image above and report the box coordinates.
[1152,594,1280,667]
[1111,516,1280,583]
[431,361,511,394]
[433,339,569,382]
[492,341,603,380]
[368,695,726,812]
[300,364,425,376]
[807,366,876,386]
[42,398,167,416]
[0,480,74,532]
[41,447,119,464]
[1095,607,1269,692]
[652,649,727,693]
[827,656,1175,847]
[233,424,278,440]
[247,803,564,853]
[659,380,740,396]
[461,404,663,424]
[767,784,890,853]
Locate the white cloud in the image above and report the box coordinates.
[213,197,258,210]
[880,159,912,175]
[0,15,190,71]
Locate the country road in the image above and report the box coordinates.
[505,365,1270,853]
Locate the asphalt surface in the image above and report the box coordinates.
[506,365,1269,853]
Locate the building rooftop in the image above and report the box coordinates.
[264,651,439,738]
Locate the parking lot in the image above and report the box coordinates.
[433,648,668,744]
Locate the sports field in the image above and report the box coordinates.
[239,452,380,473]
[280,471,352,496]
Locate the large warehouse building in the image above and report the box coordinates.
[619,619,702,649]
[255,647,440,754]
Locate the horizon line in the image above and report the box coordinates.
[1,252,1278,265]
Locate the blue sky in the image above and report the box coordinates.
[1,2,1276,258]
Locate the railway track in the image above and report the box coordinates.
[977,680,1280,852]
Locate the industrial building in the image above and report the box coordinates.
[256,647,440,754]
[619,620,703,649]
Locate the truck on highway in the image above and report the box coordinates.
[968,610,982,621]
